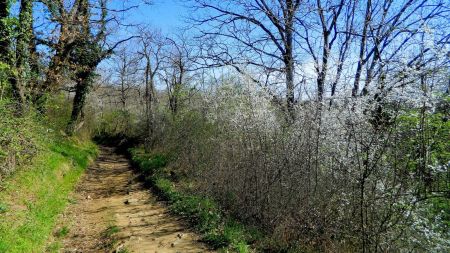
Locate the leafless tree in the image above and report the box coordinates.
[112,45,141,110]
[350,0,449,97]
[137,27,165,146]
[190,0,302,119]
[159,37,191,115]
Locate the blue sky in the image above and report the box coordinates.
[127,0,188,33]
[21,0,189,39]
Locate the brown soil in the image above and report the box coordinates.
[55,147,213,253]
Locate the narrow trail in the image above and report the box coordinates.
[56,147,213,253]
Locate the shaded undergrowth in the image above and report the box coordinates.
[129,147,262,253]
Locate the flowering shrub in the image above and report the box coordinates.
[146,77,450,251]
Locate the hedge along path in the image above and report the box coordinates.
[54,146,213,253]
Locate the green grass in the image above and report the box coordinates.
[0,137,97,253]
[118,249,130,253]
[101,225,120,250]
[129,147,258,253]
[130,150,168,174]
[103,225,120,238]
[54,226,70,238]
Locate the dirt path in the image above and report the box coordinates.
[55,147,213,253]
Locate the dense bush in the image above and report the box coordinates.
[0,93,97,180]
[95,109,137,137]
[129,148,258,252]
[140,81,450,252]
[0,100,42,178]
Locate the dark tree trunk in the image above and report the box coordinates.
[0,0,24,111]
[17,0,33,71]
[352,0,371,97]
[13,0,34,107]
[66,71,92,135]
[144,56,154,150]
[0,0,10,63]
[285,55,295,120]
[29,31,40,101]
[316,40,328,102]
[285,0,296,121]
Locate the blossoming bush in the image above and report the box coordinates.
[138,77,449,251]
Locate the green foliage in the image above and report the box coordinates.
[0,99,43,177]
[129,148,254,252]
[0,14,19,48]
[0,90,99,251]
[50,138,97,169]
[0,136,97,253]
[0,202,8,213]
[54,226,69,238]
[394,99,450,246]
[397,109,450,167]
[0,62,10,98]
[43,93,73,131]
[103,225,120,238]
[0,92,98,179]
[70,39,103,68]
[429,197,450,234]
[130,149,168,174]
[202,220,253,251]
[96,109,138,138]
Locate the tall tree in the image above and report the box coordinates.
[160,38,189,115]
[66,0,103,134]
[351,0,448,97]
[0,0,11,64]
[37,0,87,109]
[15,0,34,106]
[0,0,12,101]
[138,28,164,147]
[112,45,140,110]
[310,0,346,102]
[192,0,301,119]
[65,0,135,135]
[0,0,24,110]
[38,0,135,134]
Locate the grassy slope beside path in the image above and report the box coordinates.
[0,137,97,253]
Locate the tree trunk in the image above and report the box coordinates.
[36,23,71,112]
[66,71,92,135]
[0,0,10,63]
[120,78,126,109]
[0,0,25,111]
[14,0,33,107]
[285,56,295,120]
[144,56,154,150]
[317,39,328,102]
[285,0,296,121]
[352,0,371,97]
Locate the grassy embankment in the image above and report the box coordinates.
[0,138,97,252]
[0,100,98,253]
